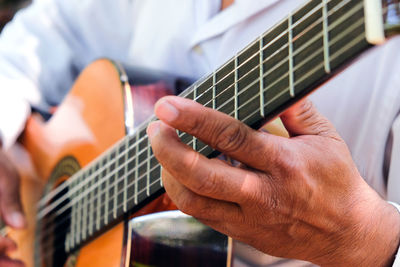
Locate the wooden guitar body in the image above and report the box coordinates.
[8,59,229,267]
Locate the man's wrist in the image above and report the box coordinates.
[341,198,400,267]
[388,202,400,267]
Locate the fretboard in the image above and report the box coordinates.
[37,0,375,253]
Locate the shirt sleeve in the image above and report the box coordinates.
[0,0,110,149]
[0,0,79,149]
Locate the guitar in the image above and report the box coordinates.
[6,0,400,266]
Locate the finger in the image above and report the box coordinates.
[162,169,242,222]
[148,121,262,203]
[153,96,284,170]
[0,154,26,229]
[0,256,25,267]
[0,236,17,254]
[280,99,341,140]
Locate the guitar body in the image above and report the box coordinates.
[8,59,230,267]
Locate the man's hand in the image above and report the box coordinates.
[147,96,400,266]
[0,150,26,267]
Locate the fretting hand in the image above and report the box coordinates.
[147,96,400,266]
[0,150,26,267]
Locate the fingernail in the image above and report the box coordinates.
[155,99,179,123]
[9,212,26,228]
[147,121,160,139]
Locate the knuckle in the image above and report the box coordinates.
[212,123,248,153]
[280,144,304,172]
[185,112,209,136]
[193,203,212,220]
[191,169,218,195]
[176,193,197,215]
[255,174,281,210]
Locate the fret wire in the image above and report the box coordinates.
[69,180,76,249]
[234,55,239,120]
[134,131,139,205]
[65,232,70,252]
[89,169,94,235]
[259,37,265,117]
[113,152,119,219]
[104,153,111,225]
[322,0,331,73]
[82,173,89,240]
[96,168,101,230]
[40,1,365,223]
[212,72,216,109]
[75,174,83,244]
[159,165,163,187]
[192,85,198,150]
[37,0,352,215]
[38,1,366,243]
[146,138,151,196]
[123,138,129,212]
[288,13,295,98]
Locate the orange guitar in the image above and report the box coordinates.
[5,0,400,266]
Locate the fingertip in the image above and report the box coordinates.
[154,98,180,123]
[5,212,26,229]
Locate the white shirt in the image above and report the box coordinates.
[0,0,399,265]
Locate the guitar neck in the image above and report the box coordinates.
[38,0,400,252]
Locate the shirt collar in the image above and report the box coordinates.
[190,0,279,47]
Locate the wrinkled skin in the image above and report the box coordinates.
[148,96,400,266]
[0,150,26,267]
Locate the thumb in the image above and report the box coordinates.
[280,99,340,139]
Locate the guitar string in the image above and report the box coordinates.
[35,3,365,249]
[35,24,367,258]
[36,0,354,220]
[36,0,348,210]
[35,0,362,231]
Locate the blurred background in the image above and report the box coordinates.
[0,0,30,31]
